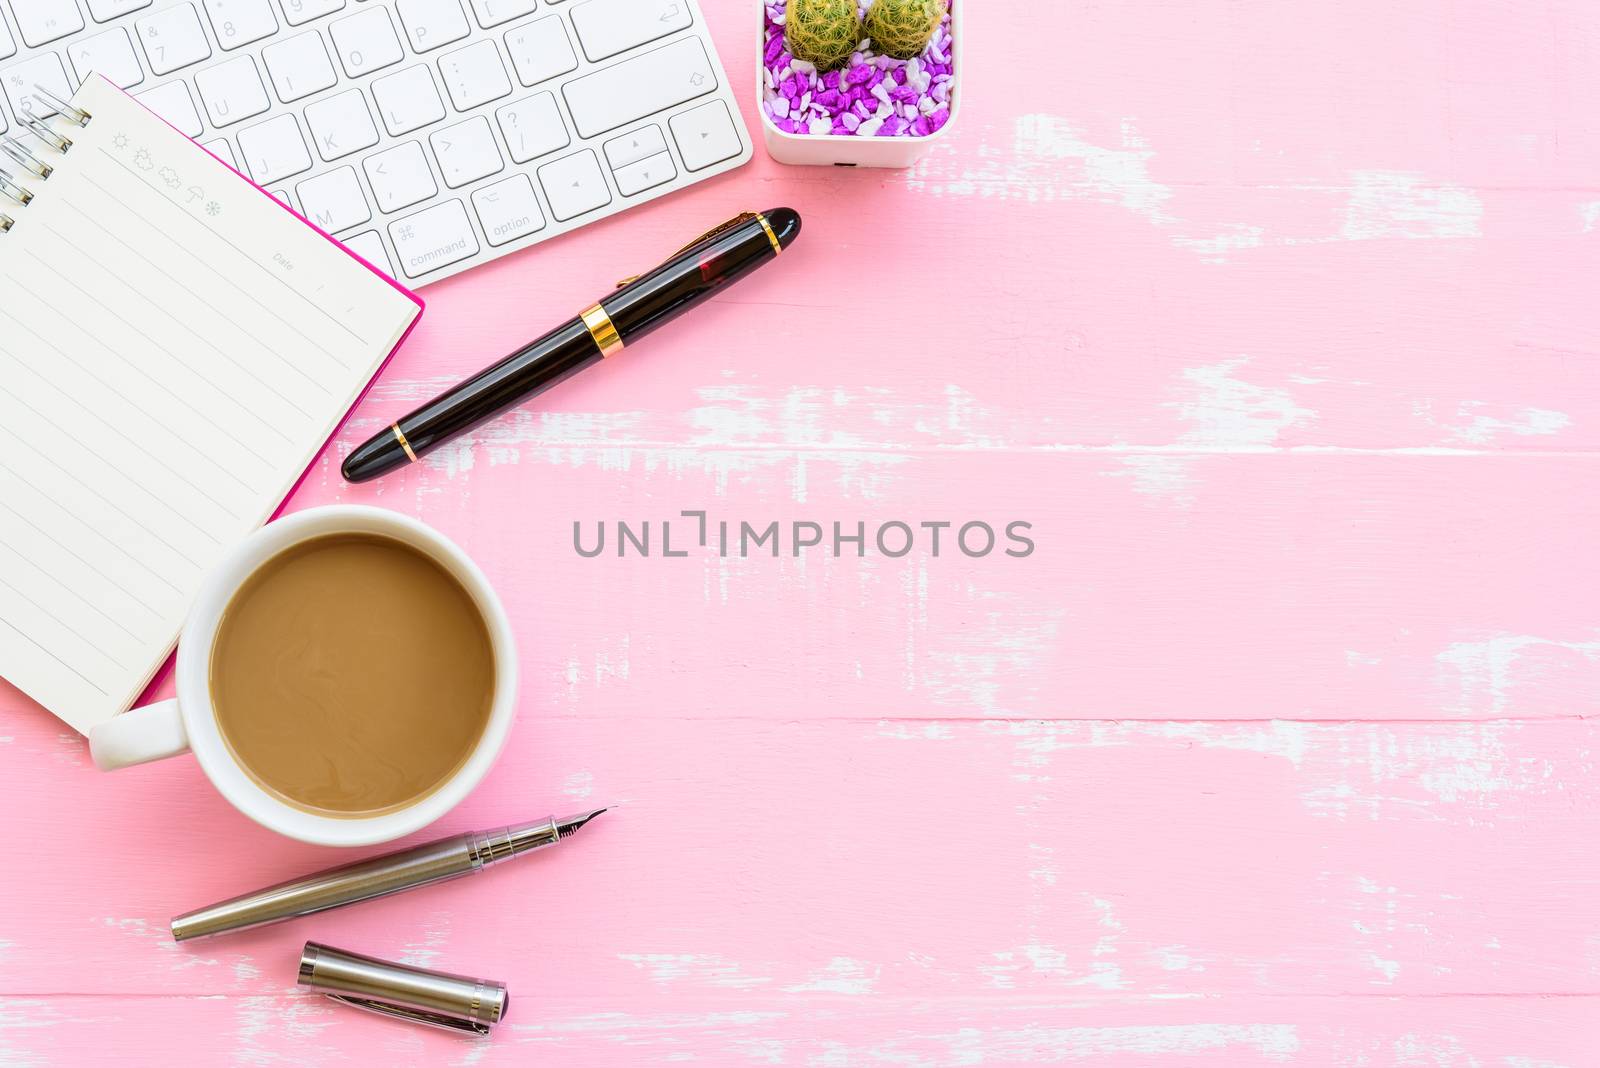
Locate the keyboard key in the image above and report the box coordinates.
[10,0,84,47]
[296,164,370,231]
[68,26,143,87]
[330,6,403,77]
[389,198,478,277]
[396,0,469,53]
[134,80,202,135]
[201,136,236,168]
[269,187,291,207]
[562,36,712,138]
[611,148,671,195]
[195,54,270,126]
[429,114,501,187]
[0,18,14,59]
[304,86,378,160]
[263,31,337,102]
[466,0,534,29]
[495,91,566,162]
[86,0,151,23]
[536,148,609,221]
[669,98,741,171]
[438,38,509,110]
[570,0,688,62]
[343,229,395,277]
[1,53,72,119]
[471,172,543,245]
[503,15,573,87]
[373,64,445,135]
[602,122,664,168]
[136,3,211,75]
[281,0,344,26]
[201,0,277,49]
[363,139,436,212]
[237,113,312,183]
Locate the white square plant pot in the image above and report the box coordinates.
[757,0,962,168]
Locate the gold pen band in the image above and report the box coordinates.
[757,212,783,257]
[391,422,418,463]
[581,302,625,358]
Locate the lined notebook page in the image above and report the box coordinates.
[0,76,421,734]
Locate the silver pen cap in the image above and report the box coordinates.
[298,941,508,1036]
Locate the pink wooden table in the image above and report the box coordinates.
[5,1,1600,1063]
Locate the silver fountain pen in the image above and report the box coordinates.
[171,809,607,941]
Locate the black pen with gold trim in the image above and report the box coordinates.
[342,208,802,483]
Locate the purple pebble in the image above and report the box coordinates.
[845,64,873,86]
[877,116,904,136]
[927,108,949,132]
[831,121,851,135]
[815,89,845,109]
[890,85,918,103]
[823,70,841,90]
[764,34,783,63]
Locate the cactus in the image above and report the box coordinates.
[864,0,945,60]
[785,0,861,71]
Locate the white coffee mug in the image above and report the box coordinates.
[88,505,518,847]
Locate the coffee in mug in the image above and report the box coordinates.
[209,532,496,817]
[90,506,518,846]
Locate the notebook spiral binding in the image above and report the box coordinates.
[0,83,93,234]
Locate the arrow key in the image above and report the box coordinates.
[536,147,611,221]
[602,121,665,169]
[611,148,674,196]
[669,98,742,172]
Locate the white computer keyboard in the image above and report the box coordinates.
[0,0,751,285]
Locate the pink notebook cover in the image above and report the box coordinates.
[102,76,427,710]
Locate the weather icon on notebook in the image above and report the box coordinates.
[112,132,128,150]
[134,147,153,171]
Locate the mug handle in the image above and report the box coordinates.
[89,699,190,771]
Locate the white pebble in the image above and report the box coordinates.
[790,58,816,75]
[771,96,790,118]
[874,100,891,118]
[857,115,883,136]
[808,115,831,135]
[901,103,917,121]
[919,97,938,115]
[799,90,812,110]
[871,82,892,105]
[841,111,861,131]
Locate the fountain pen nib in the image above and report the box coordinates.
[555,807,608,839]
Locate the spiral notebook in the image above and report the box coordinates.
[0,76,424,735]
